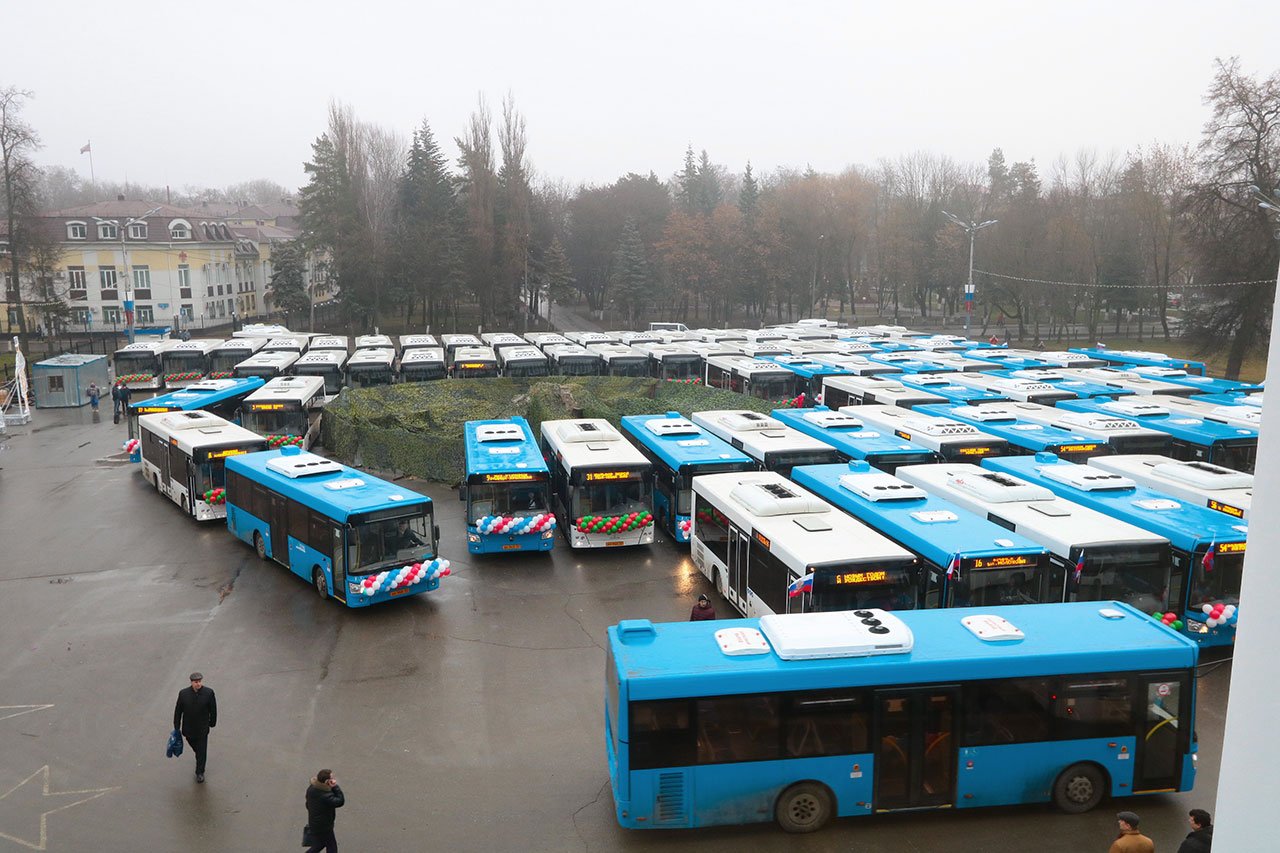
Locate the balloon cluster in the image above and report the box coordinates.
[115,373,154,384]
[474,513,556,535]
[775,392,807,409]
[575,512,653,534]
[695,506,728,526]
[1152,611,1184,631]
[207,371,234,379]
[203,488,226,505]
[664,377,701,384]
[678,519,693,537]
[1199,601,1237,628]
[164,372,203,382]
[266,434,304,448]
[122,438,140,454]
[358,558,451,597]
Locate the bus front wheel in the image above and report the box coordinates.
[1052,762,1107,813]
[775,782,833,833]
[253,532,267,561]
[312,567,329,600]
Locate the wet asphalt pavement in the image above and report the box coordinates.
[0,406,1229,852]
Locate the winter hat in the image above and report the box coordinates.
[698,594,709,603]
[1116,811,1141,828]
[189,672,204,682]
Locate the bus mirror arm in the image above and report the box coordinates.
[434,525,441,543]
[458,484,466,501]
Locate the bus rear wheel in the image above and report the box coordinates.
[312,568,329,600]
[1053,762,1106,813]
[775,782,833,833]
[253,532,267,561]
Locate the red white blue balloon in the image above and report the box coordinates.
[474,514,556,535]
[360,558,451,596]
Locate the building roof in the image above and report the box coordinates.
[44,200,214,219]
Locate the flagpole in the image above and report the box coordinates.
[88,145,95,191]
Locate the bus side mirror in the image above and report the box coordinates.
[458,484,466,501]
[434,525,441,543]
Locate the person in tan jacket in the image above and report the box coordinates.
[1110,811,1156,853]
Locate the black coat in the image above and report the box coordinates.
[1177,826,1213,853]
[173,686,217,735]
[306,781,345,833]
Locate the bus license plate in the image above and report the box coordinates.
[389,588,411,596]
[502,544,522,550]
[606,541,624,547]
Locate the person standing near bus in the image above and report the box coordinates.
[1177,809,1213,853]
[1110,811,1155,853]
[690,593,717,621]
[86,382,101,413]
[173,672,217,783]
[305,768,345,853]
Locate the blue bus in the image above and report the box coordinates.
[224,446,449,606]
[462,418,557,554]
[1069,347,1206,376]
[914,403,1112,462]
[1056,397,1258,473]
[792,461,1051,608]
[768,406,942,473]
[983,453,1246,647]
[866,352,956,374]
[964,349,1057,370]
[991,368,1137,400]
[606,601,1198,832]
[1129,367,1259,396]
[1188,390,1264,407]
[897,373,1009,405]
[126,376,267,459]
[619,412,753,543]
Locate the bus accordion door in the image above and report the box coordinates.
[874,688,958,812]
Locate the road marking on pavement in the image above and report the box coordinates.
[0,765,119,850]
[0,706,53,724]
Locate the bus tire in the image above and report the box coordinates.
[1052,762,1107,813]
[253,532,267,561]
[312,567,329,600]
[181,496,189,516]
[775,781,833,833]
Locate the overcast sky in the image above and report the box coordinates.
[3,0,1277,195]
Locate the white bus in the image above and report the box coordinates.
[441,333,483,361]
[293,350,348,396]
[233,323,292,340]
[354,334,396,352]
[398,348,448,382]
[896,463,1173,612]
[821,374,947,409]
[137,410,267,520]
[233,350,299,379]
[539,418,655,549]
[723,341,793,360]
[996,401,1174,455]
[309,335,349,353]
[566,331,621,347]
[545,344,603,376]
[838,403,1011,461]
[399,334,439,354]
[451,345,500,378]
[632,342,703,381]
[913,351,1005,373]
[704,356,803,400]
[239,375,326,449]
[346,348,397,387]
[1066,368,1197,397]
[1144,394,1263,429]
[951,373,1077,405]
[1036,350,1106,368]
[160,339,223,388]
[524,331,572,352]
[498,346,551,378]
[692,328,749,344]
[261,336,310,355]
[588,343,651,377]
[482,332,531,354]
[810,352,901,376]
[690,409,842,476]
[1089,455,1253,521]
[113,340,180,390]
[208,338,266,379]
[618,331,664,346]
[690,471,919,616]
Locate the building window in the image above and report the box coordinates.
[71,308,91,325]
[103,306,121,324]
[48,374,65,393]
[180,304,193,320]
[128,222,148,240]
[68,266,87,289]
[98,223,118,240]
[177,264,191,291]
[206,285,214,298]
[67,222,87,240]
[136,306,154,324]
[99,267,118,299]
[169,220,191,239]
[132,265,151,299]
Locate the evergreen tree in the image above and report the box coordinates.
[675,145,698,214]
[299,131,366,320]
[541,235,575,306]
[610,218,651,324]
[738,162,759,221]
[268,241,311,317]
[696,149,723,216]
[395,119,463,326]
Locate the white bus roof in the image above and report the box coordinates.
[823,374,947,407]
[587,343,647,362]
[138,409,265,453]
[244,374,326,403]
[836,404,1001,452]
[1088,455,1253,518]
[399,334,439,350]
[619,331,664,345]
[309,336,349,351]
[1000,401,1167,441]
[262,336,309,352]
[631,341,699,358]
[541,418,651,470]
[452,345,497,364]
[441,333,482,346]
[693,471,915,569]
[481,332,529,349]
[115,339,179,355]
[896,463,1167,555]
[399,348,445,364]
[524,332,571,348]
[705,355,793,376]
[566,331,620,346]
[233,323,292,339]
[354,334,395,350]
[294,350,348,368]
[545,344,600,361]
[213,338,265,354]
[1064,368,1193,396]
[951,373,1074,401]
[723,342,793,358]
[498,346,548,365]
[347,348,396,368]
[164,339,223,355]
[1144,394,1263,427]
[235,351,299,371]
[691,409,835,460]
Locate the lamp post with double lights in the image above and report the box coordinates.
[92,206,161,343]
[941,212,998,337]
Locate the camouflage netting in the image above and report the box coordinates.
[322,378,776,483]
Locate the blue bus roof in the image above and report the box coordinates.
[128,376,266,412]
[758,355,852,381]
[1136,374,1259,395]
[865,339,924,353]
[990,369,1137,399]
[619,413,752,472]
[768,407,939,464]
[791,461,1048,569]
[982,453,1248,552]
[898,376,1008,404]
[1069,347,1207,373]
[914,403,1109,454]
[964,351,1056,370]
[463,417,549,477]
[866,354,951,373]
[1191,391,1263,406]
[225,448,432,523]
[1055,398,1258,444]
[609,601,1197,700]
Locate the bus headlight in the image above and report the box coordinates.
[1186,620,1209,634]
[541,529,555,539]
[467,533,481,544]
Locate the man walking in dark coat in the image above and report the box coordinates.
[173,672,217,783]
[690,593,717,621]
[1178,809,1213,853]
[305,768,345,853]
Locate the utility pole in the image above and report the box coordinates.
[941,212,998,337]
[93,206,161,343]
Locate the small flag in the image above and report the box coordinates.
[80,142,91,154]
[1202,542,1215,574]
[946,554,960,580]
[1074,551,1086,583]
[787,573,814,598]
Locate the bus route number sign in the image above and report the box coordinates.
[137,406,174,414]
[250,402,286,411]
[753,530,771,550]
[483,472,541,483]
[584,470,636,482]
[969,554,1035,570]
[1207,499,1245,519]
[1057,444,1099,453]
[206,448,248,459]
[1216,541,1247,554]
[956,446,993,456]
[831,570,889,586]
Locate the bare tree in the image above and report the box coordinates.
[0,85,40,335]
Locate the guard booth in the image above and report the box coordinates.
[32,353,110,408]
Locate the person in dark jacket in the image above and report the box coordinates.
[173,672,217,783]
[1177,808,1213,853]
[690,593,717,621]
[305,768,345,853]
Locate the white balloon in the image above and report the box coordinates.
[1202,603,1214,614]
[1224,605,1237,616]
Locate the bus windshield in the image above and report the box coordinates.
[953,563,1046,607]
[1076,544,1170,613]
[163,352,206,371]
[455,364,499,378]
[209,352,246,373]
[404,366,446,381]
[659,357,700,380]
[1190,549,1243,608]
[194,460,230,494]
[811,559,920,611]
[505,364,550,378]
[115,352,159,374]
[1213,441,1257,474]
[870,451,938,473]
[556,359,599,376]
[349,367,393,386]
[243,410,309,436]
[348,513,433,573]
[748,374,798,400]
[609,360,648,377]
[767,450,842,477]
[468,481,550,522]
[572,477,651,520]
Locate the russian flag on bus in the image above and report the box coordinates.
[1202,541,1215,574]
[787,573,814,598]
[1074,551,1086,583]
[946,554,960,580]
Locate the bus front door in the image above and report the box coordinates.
[269,494,289,567]
[1134,673,1188,793]
[873,687,958,812]
[727,528,750,613]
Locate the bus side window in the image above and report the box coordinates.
[288,500,309,545]
[962,678,1052,746]
[630,700,695,770]
[697,695,781,764]
[1053,678,1131,741]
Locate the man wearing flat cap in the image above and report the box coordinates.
[174,672,218,783]
[1110,811,1155,853]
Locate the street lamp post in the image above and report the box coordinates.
[810,234,825,318]
[942,212,998,337]
[92,206,162,343]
